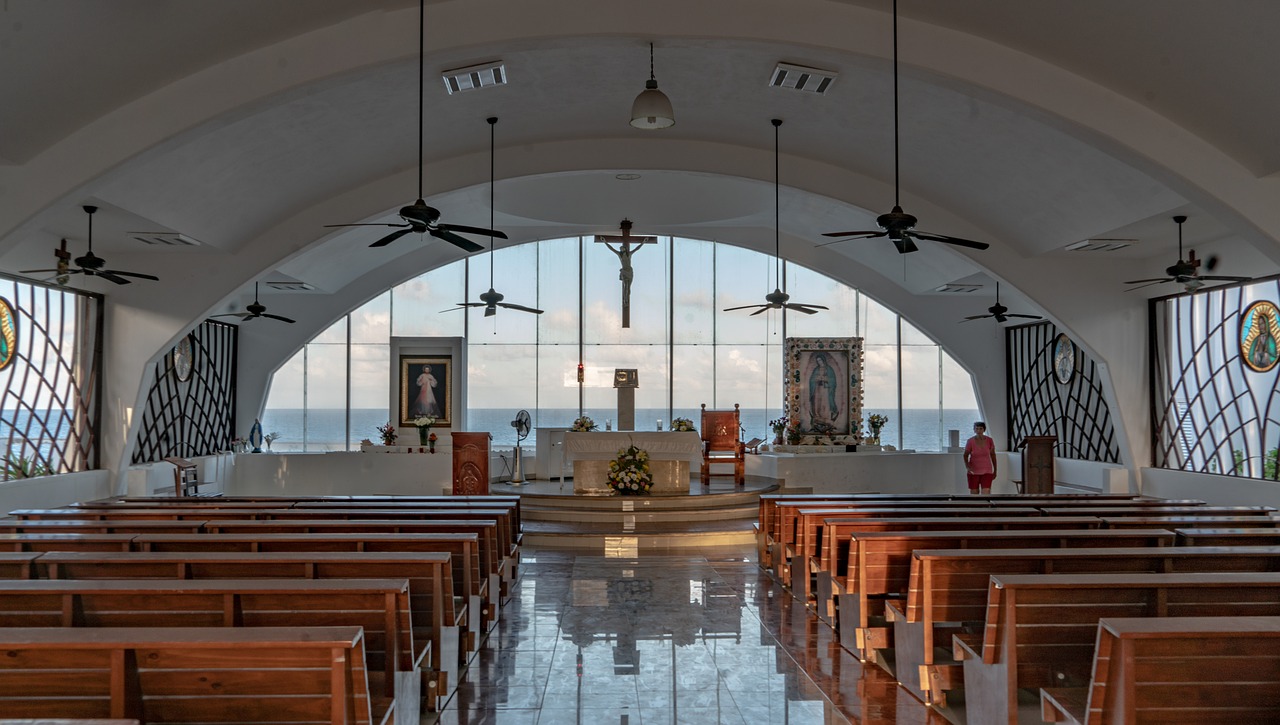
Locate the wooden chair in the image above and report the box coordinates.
[700,403,744,486]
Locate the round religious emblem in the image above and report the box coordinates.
[1052,333,1075,385]
[1240,300,1280,373]
[0,297,16,372]
[172,334,194,382]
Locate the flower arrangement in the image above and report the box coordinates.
[867,414,889,443]
[375,422,398,446]
[570,415,597,432]
[769,416,789,436]
[607,444,653,495]
[263,432,281,451]
[669,417,695,432]
[230,436,247,453]
[410,416,436,445]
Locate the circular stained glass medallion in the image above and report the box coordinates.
[173,334,194,382]
[0,297,16,372]
[1052,333,1075,385]
[1240,300,1280,373]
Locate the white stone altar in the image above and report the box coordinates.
[563,431,701,495]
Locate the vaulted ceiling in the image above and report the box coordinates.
[2,0,1278,468]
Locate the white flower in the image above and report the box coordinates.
[410,416,436,428]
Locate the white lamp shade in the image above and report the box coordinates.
[630,82,675,129]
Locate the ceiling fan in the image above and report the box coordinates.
[723,119,828,316]
[443,117,542,317]
[961,282,1043,323]
[323,0,505,253]
[21,205,159,286]
[818,0,990,255]
[1124,215,1250,293]
[211,282,295,324]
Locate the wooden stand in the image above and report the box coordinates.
[451,432,492,495]
[1017,435,1057,495]
[163,456,209,497]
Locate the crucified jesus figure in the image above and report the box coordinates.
[595,219,656,328]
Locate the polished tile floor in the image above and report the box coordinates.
[431,546,950,724]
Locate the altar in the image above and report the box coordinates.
[563,431,701,495]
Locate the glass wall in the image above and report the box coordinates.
[263,236,978,451]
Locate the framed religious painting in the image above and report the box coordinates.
[398,355,453,427]
[1240,300,1280,373]
[784,337,864,439]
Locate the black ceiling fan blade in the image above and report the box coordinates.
[430,228,486,253]
[1124,280,1172,292]
[211,312,253,320]
[369,227,416,248]
[1123,277,1172,285]
[439,223,508,240]
[483,305,497,317]
[498,302,544,314]
[1005,313,1044,320]
[816,232,888,248]
[822,230,883,238]
[1197,275,1252,282]
[20,267,81,275]
[103,269,159,281]
[912,231,991,251]
[784,304,821,315]
[325,223,410,229]
[962,314,993,321]
[95,271,132,285]
[261,313,296,324]
[722,303,768,312]
[749,306,776,316]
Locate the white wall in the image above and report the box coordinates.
[0,471,113,513]
[1141,468,1280,507]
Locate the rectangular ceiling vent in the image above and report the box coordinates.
[264,281,315,292]
[442,61,506,95]
[934,283,984,294]
[1065,238,1137,252]
[129,232,201,247]
[769,62,837,94]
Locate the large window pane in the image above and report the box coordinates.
[860,294,897,347]
[262,350,304,452]
[901,343,941,450]
[538,237,580,345]
[349,343,389,446]
[393,266,465,337]
[468,245,538,344]
[582,345,669,429]
[715,345,774,439]
[715,244,775,344]
[671,345,714,424]
[673,238,714,344]
[351,292,390,344]
[302,343,347,451]
[468,344,537,446]
[537,344,580,429]
[863,342,900,443]
[785,262,857,338]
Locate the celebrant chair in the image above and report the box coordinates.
[700,403,745,486]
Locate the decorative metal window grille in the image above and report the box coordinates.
[1150,277,1280,480]
[0,275,103,480]
[132,320,237,463]
[1006,321,1121,463]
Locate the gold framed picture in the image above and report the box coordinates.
[399,355,453,427]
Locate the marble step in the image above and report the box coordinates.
[524,502,758,523]
[521,518,757,550]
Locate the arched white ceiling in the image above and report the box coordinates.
[2,0,1278,474]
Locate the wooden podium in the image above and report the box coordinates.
[451,432,492,495]
[1018,436,1057,495]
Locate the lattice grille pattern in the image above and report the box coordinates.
[132,320,237,463]
[0,276,103,479]
[1151,278,1280,479]
[1006,322,1121,463]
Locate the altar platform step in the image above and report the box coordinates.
[492,477,779,550]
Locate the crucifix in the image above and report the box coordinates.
[595,218,656,328]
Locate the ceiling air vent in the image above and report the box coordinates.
[935,283,983,294]
[129,232,201,247]
[1065,238,1137,252]
[264,281,315,292]
[769,62,837,94]
[442,61,507,95]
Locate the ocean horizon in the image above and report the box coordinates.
[261,407,983,453]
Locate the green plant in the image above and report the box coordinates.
[1231,448,1279,480]
[4,452,51,479]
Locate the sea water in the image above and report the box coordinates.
[261,408,982,453]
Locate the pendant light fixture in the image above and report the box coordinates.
[630,42,675,129]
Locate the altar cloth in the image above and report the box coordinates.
[564,431,701,494]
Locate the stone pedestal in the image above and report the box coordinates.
[617,387,635,432]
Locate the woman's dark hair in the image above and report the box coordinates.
[973,421,986,429]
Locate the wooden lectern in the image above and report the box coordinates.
[1018,435,1057,495]
[451,432,492,495]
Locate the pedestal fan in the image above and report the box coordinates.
[510,409,531,484]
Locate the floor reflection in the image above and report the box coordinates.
[431,546,949,724]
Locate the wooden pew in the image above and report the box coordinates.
[0,552,40,578]
[1040,616,1280,725]
[0,519,207,534]
[811,516,1105,624]
[1101,515,1280,530]
[897,545,1280,708]
[0,578,423,719]
[1041,505,1274,517]
[133,531,494,637]
[790,506,1042,596]
[836,528,1177,661]
[0,720,139,724]
[0,533,136,552]
[200,519,503,612]
[25,550,461,694]
[1176,527,1280,546]
[0,626,390,724]
[956,572,1280,725]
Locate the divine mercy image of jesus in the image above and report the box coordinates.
[398,355,451,427]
